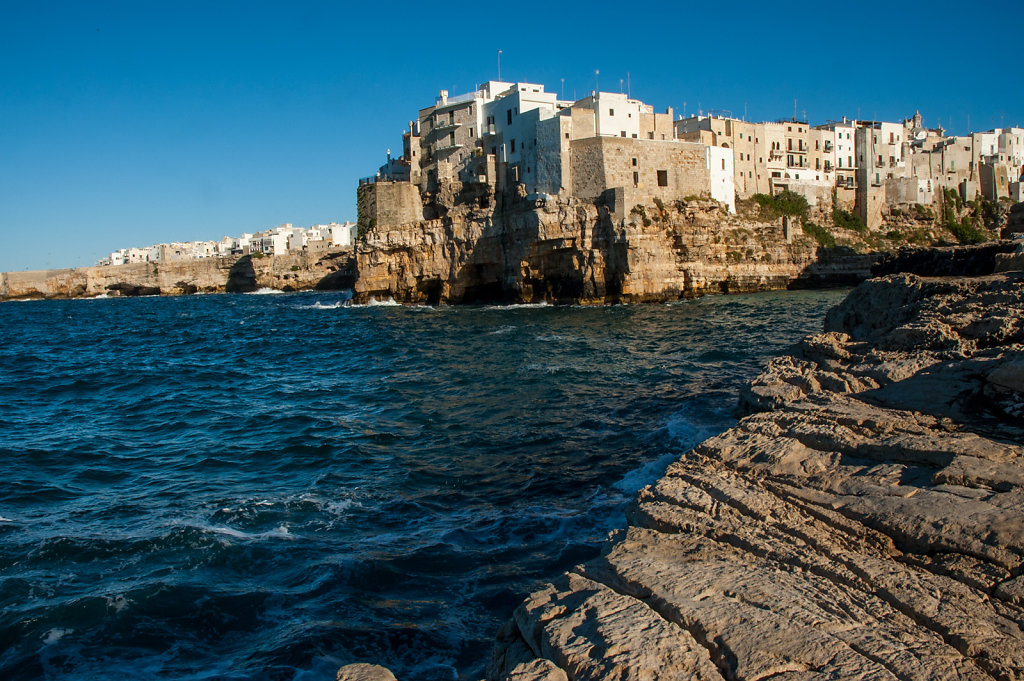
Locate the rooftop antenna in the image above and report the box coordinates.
[561,77,564,99]
[497,49,502,81]
[619,78,623,93]
[802,109,806,122]
[627,71,631,98]
[595,69,599,92]
[794,98,797,121]
[683,100,687,117]
[744,102,747,121]
[967,113,970,132]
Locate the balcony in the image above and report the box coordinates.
[434,142,464,153]
[769,148,784,161]
[433,121,462,132]
[824,142,833,152]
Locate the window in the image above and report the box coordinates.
[657,170,668,186]
[632,133,637,138]
[648,132,654,139]
[620,131,626,137]
[632,158,637,166]
[565,132,569,139]
[610,109,615,116]
[507,109,512,125]
[877,155,883,166]
[721,159,726,170]
[633,171,639,186]
[511,139,516,153]
[469,128,473,137]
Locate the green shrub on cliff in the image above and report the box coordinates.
[947,216,986,243]
[753,191,809,220]
[832,206,866,233]
[802,221,836,248]
[630,204,652,227]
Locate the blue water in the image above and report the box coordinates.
[0,288,847,680]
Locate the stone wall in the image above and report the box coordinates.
[570,137,711,206]
[534,116,571,195]
[357,181,424,234]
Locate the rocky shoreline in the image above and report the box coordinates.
[0,251,356,301]
[482,265,1024,680]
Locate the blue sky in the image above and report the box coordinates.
[2,0,1020,271]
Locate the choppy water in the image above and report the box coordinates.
[0,288,847,680]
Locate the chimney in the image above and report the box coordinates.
[439,90,448,105]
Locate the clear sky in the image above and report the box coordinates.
[2,0,1021,271]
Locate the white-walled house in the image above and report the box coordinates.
[707,146,736,213]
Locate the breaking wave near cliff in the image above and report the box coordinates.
[0,288,846,681]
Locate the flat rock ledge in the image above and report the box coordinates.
[488,270,1024,681]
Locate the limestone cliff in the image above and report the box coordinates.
[489,268,1024,681]
[0,251,355,301]
[354,195,876,305]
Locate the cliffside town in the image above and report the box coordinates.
[352,79,1023,304]
[95,221,357,266]
[4,78,1023,303]
[364,80,1023,232]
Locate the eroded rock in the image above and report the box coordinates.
[491,271,1024,680]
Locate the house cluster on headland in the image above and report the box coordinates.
[94,221,358,267]
[364,79,1024,230]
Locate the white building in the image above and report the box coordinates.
[707,146,736,213]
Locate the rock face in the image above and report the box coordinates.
[871,241,1021,278]
[490,270,1024,681]
[354,197,876,305]
[0,252,356,300]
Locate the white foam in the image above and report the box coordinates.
[304,301,348,310]
[105,594,133,613]
[366,296,401,306]
[0,516,12,523]
[498,302,550,309]
[666,408,731,450]
[42,628,72,645]
[247,287,283,295]
[612,452,677,493]
[199,524,295,541]
[487,325,516,335]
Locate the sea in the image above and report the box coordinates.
[0,287,848,681]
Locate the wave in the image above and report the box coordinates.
[190,524,296,541]
[301,301,349,310]
[366,296,401,306]
[246,287,283,295]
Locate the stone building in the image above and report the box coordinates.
[363,81,734,231]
